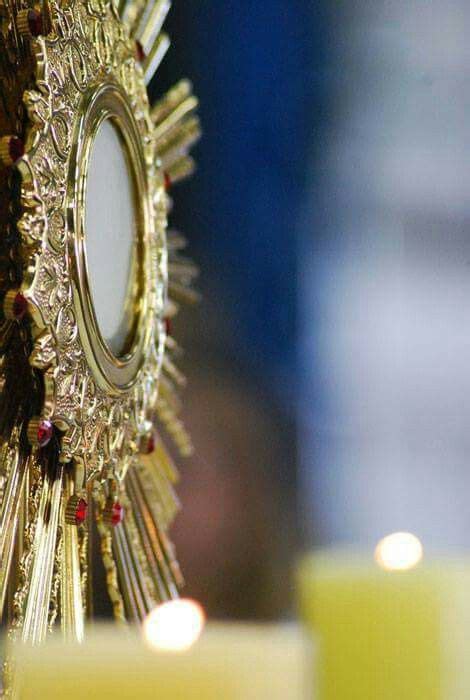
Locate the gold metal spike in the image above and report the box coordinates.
[60,473,84,642]
[159,526,185,590]
[153,439,180,485]
[168,257,200,282]
[94,494,126,624]
[121,492,158,609]
[157,393,194,457]
[125,473,171,602]
[137,0,171,53]
[159,376,184,414]
[165,333,183,358]
[165,155,196,187]
[138,453,180,527]
[163,356,187,388]
[151,79,193,125]
[167,229,188,251]
[167,229,189,250]
[164,298,180,320]
[168,279,201,305]
[143,32,170,85]
[154,94,199,144]
[0,447,26,616]
[113,522,147,621]
[127,467,179,597]
[157,116,202,168]
[22,466,64,644]
[8,463,43,639]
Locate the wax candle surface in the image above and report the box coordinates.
[14,623,311,700]
[298,552,470,700]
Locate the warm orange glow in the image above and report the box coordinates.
[143,599,206,652]
[375,532,424,571]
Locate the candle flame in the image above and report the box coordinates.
[143,598,206,652]
[375,532,423,571]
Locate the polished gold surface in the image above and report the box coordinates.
[0,0,201,683]
[16,0,167,478]
[70,82,153,392]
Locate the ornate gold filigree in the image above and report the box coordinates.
[0,0,200,667]
[17,0,167,485]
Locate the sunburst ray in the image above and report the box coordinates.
[60,472,84,642]
[136,0,171,52]
[143,32,170,85]
[22,464,63,644]
[0,0,200,681]
[127,465,180,595]
[0,444,27,616]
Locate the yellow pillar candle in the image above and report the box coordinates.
[298,548,470,700]
[14,623,311,700]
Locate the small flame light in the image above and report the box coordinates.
[143,599,206,653]
[375,532,423,571]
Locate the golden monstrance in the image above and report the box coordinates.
[0,0,200,676]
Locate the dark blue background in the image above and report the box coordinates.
[154,3,323,398]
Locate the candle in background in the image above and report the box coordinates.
[14,622,311,700]
[298,538,470,700]
[143,598,206,652]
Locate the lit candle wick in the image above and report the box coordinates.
[143,599,206,652]
[375,532,423,571]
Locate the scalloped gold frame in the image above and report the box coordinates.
[70,82,152,392]
[17,0,167,485]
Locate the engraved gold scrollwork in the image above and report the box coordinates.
[16,0,166,485]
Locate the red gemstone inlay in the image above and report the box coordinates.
[164,172,172,191]
[110,501,124,526]
[8,137,24,164]
[135,40,145,62]
[27,9,44,37]
[37,419,53,447]
[145,432,156,454]
[164,317,172,336]
[12,292,27,320]
[75,498,88,525]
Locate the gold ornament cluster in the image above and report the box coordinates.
[0,0,200,659]
[16,0,167,484]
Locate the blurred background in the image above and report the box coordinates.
[149,1,470,622]
[153,1,315,621]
